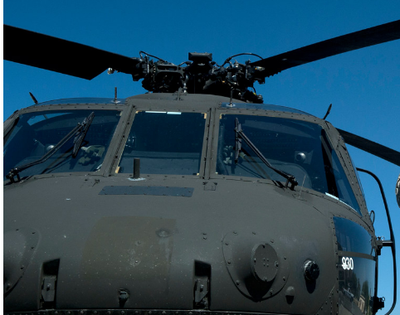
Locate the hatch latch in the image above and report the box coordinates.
[193,260,211,309]
[194,278,209,309]
[41,275,56,304]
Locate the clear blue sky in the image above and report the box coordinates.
[4,1,400,312]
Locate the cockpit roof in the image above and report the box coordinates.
[30,97,127,106]
[25,93,316,118]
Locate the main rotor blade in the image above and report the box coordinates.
[4,25,141,80]
[251,19,400,78]
[338,128,400,166]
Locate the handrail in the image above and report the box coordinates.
[357,168,397,315]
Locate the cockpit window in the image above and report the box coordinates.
[119,111,206,175]
[4,110,121,178]
[217,114,361,214]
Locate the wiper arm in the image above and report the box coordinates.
[6,111,95,183]
[234,117,298,189]
[72,111,95,157]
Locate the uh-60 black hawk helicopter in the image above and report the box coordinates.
[3,20,400,315]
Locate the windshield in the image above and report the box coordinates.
[118,111,206,175]
[4,110,121,179]
[217,114,361,214]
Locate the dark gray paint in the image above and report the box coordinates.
[3,93,386,314]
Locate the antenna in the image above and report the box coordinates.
[29,92,38,104]
[322,104,332,120]
[113,87,120,104]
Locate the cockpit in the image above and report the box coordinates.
[3,96,361,214]
[118,111,206,175]
[4,109,121,177]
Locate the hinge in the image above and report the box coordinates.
[375,237,383,256]
[373,296,385,314]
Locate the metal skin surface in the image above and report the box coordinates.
[4,93,377,315]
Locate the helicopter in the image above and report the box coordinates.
[3,18,400,315]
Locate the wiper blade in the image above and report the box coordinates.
[72,111,95,157]
[6,111,95,183]
[234,117,298,189]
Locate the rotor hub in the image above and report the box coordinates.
[133,52,264,103]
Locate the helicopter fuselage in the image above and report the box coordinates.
[4,93,378,315]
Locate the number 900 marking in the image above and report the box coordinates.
[341,257,354,270]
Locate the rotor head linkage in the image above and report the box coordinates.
[134,52,264,103]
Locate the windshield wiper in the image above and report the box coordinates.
[72,111,95,157]
[234,117,298,189]
[6,111,95,183]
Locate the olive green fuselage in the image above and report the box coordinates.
[4,93,376,315]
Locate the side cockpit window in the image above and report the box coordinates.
[320,131,361,214]
[118,111,206,175]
